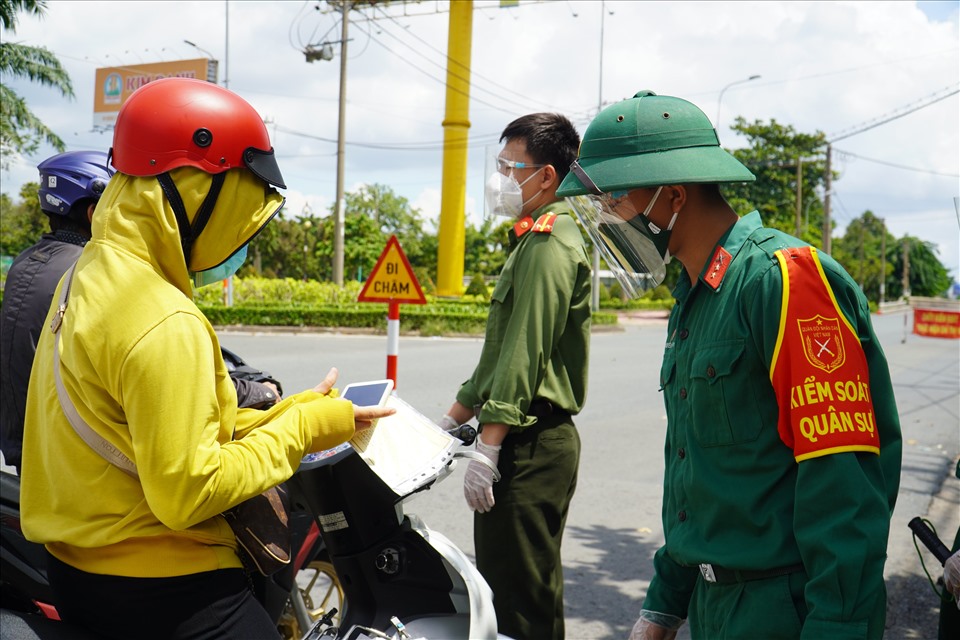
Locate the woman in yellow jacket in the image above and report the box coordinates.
[20,78,392,639]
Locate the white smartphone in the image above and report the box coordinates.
[341,380,394,407]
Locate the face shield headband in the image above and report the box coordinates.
[565,161,672,297]
[484,147,547,220]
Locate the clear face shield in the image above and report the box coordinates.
[564,161,671,297]
[483,145,545,220]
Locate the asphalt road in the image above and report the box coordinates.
[215,310,959,640]
[3,311,955,639]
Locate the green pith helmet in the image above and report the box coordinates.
[556,90,755,197]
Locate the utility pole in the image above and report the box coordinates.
[879,219,886,304]
[857,221,865,290]
[794,158,802,238]
[435,0,473,296]
[592,1,607,311]
[224,0,229,90]
[901,238,911,299]
[822,143,833,254]
[332,1,351,286]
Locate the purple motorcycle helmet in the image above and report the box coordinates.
[37,150,115,219]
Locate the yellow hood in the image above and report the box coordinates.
[91,167,284,294]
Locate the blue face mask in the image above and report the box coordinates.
[192,245,248,288]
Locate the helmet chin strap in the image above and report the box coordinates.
[156,172,226,269]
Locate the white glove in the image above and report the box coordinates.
[438,414,460,432]
[463,440,500,513]
[628,610,684,640]
[945,549,960,609]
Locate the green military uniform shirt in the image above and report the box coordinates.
[643,212,902,639]
[456,200,591,429]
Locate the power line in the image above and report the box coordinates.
[685,47,958,99]
[370,4,560,114]
[828,84,960,142]
[834,148,960,178]
[348,19,519,116]
[275,124,502,151]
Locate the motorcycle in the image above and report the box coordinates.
[287,402,505,640]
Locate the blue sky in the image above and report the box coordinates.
[3,1,958,278]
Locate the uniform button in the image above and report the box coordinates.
[678,510,687,522]
[706,365,716,378]
[678,448,686,459]
[679,329,689,339]
[679,388,688,399]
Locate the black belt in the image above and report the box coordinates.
[473,400,571,421]
[698,562,804,585]
[527,400,570,419]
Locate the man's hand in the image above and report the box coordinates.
[945,549,960,609]
[312,368,339,395]
[310,367,394,429]
[261,380,280,398]
[464,440,500,513]
[438,414,460,432]
[628,611,684,640]
[353,404,395,431]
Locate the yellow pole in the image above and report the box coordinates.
[436,0,473,297]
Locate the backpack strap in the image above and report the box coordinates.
[51,263,139,478]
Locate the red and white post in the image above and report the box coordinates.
[386,301,400,388]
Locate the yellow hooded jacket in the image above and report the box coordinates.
[21,168,355,577]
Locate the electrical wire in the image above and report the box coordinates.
[834,149,959,178]
[274,124,503,151]
[293,0,593,118]
[370,4,561,113]
[348,19,522,116]
[829,84,959,142]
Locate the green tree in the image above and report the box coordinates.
[885,236,952,299]
[245,185,430,284]
[241,205,326,281]
[833,210,889,303]
[722,118,829,246]
[1,0,74,168]
[0,181,45,256]
[833,213,951,301]
[343,183,429,278]
[464,217,511,277]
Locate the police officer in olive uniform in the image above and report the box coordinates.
[556,91,902,640]
[442,113,591,640]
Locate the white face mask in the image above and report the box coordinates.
[484,167,544,219]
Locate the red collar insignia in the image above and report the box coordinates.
[703,246,732,290]
[532,212,557,233]
[514,216,534,237]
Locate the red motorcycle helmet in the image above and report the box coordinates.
[110,77,285,189]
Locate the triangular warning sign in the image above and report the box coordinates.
[357,235,427,304]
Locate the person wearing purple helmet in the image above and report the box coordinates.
[0,150,113,472]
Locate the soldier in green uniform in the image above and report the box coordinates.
[556,91,902,640]
[441,113,591,640]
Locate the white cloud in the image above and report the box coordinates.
[3,0,957,278]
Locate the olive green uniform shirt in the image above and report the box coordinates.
[456,201,591,429]
[643,212,902,639]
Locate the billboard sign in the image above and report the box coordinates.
[93,58,218,128]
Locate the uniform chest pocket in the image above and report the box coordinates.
[688,341,763,446]
[660,347,676,390]
[491,266,514,303]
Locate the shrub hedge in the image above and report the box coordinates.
[198,303,619,335]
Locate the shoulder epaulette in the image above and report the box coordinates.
[532,213,557,233]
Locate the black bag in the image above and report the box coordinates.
[222,484,292,576]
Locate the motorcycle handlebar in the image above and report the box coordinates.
[908,516,952,565]
[450,424,477,446]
